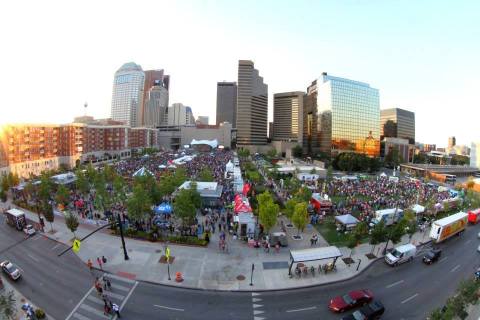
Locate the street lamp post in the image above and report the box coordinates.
[117,213,129,260]
[250,263,254,286]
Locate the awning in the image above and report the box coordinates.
[411,204,425,214]
[335,214,359,226]
[290,246,342,263]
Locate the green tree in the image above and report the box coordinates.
[187,182,202,209]
[292,144,303,158]
[237,148,250,160]
[75,168,89,196]
[296,186,312,203]
[198,167,215,182]
[346,233,358,258]
[292,202,308,236]
[284,198,299,220]
[326,165,333,181]
[65,211,79,238]
[402,209,417,241]
[158,174,177,198]
[173,167,188,187]
[267,148,277,158]
[38,173,53,204]
[0,188,6,202]
[85,163,97,182]
[173,189,197,227]
[103,164,116,183]
[113,175,127,205]
[257,191,278,234]
[1,175,9,192]
[7,172,19,188]
[55,184,70,207]
[370,221,387,254]
[126,185,152,222]
[0,290,16,320]
[40,201,54,232]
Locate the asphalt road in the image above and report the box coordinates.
[0,213,93,320]
[2,210,479,320]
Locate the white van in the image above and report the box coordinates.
[385,244,416,266]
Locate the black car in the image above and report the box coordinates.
[423,249,442,265]
[341,300,385,320]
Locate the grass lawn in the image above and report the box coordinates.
[315,217,370,247]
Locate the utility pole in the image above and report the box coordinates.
[250,263,254,286]
[118,213,129,260]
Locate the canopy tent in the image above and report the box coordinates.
[158,164,167,169]
[289,246,342,275]
[133,167,154,177]
[335,214,359,226]
[190,139,218,149]
[167,164,177,169]
[411,204,425,214]
[380,172,387,178]
[225,160,234,173]
[154,202,172,215]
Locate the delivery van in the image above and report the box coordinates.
[385,243,416,267]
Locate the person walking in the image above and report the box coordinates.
[97,257,103,270]
[87,259,93,272]
[112,303,121,317]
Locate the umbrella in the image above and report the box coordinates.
[155,202,172,215]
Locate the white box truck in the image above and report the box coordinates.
[430,211,468,244]
[371,208,404,226]
[385,243,416,266]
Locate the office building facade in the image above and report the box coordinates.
[303,73,380,157]
[142,70,170,126]
[448,136,456,148]
[273,92,304,143]
[144,85,169,128]
[196,116,209,126]
[380,108,415,144]
[111,62,145,127]
[216,82,237,126]
[236,60,268,145]
[168,103,195,126]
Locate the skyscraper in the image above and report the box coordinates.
[167,103,195,126]
[216,82,237,126]
[470,142,480,168]
[448,136,456,148]
[142,70,170,126]
[144,84,169,128]
[236,60,268,145]
[111,62,145,127]
[380,108,415,144]
[273,92,304,143]
[303,72,380,156]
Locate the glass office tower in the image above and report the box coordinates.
[304,72,380,157]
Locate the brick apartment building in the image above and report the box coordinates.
[0,122,158,178]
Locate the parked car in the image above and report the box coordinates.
[0,260,21,281]
[423,248,442,264]
[329,289,374,313]
[385,243,416,266]
[23,224,36,236]
[341,300,385,320]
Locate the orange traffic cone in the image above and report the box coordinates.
[175,272,183,282]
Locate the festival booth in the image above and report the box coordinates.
[233,167,244,193]
[190,139,218,152]
[335,214,360,231]
[411,204,425,215]
[233,194,256,239]
[225,160,235,179]
[178,181,223,207]
[310,193,332,213]
[132,167,154,177]
[153,202,172,228]
[51,172,77,185]
[154,202,172,216]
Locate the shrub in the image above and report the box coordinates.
[167,235,208,246]
[35,308,46,319]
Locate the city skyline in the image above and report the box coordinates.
[1,0,479,147]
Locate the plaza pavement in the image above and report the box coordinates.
[1,200,432,291]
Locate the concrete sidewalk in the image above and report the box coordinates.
[1,200,431,291]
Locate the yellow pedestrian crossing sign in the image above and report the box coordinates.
[72,239,81,253]
[165,247,170,262]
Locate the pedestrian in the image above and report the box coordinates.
[104,302,111,315]
[275,242,280,254]
[112,303,121,317]
[106,278,112,291]
[102,255,107,264]
[97,257,103,270]
[87,259,93,271]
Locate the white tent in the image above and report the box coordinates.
[380,172,387,178]
[335,214,360,227]
[133,167,153,177]
[225,160,234,173]
[411,204,425,214]
[158,164,167,169]
[190,139,218,149]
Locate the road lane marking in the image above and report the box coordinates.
[27,254,39,262]
[286,306,317,313]
[51,243,62,251]
[451,264,461,272]
[252,292,261,296]
[386,280,404,288]
[465,240,472,245]
[112,281,138,320]
[65,286,96,320]
[401,293,419,304]
[110,283,131,292]
[154,304,185,312]
[79,304,110,319]
[439,257,448,263]
[252,297,262,303]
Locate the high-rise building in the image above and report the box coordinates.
[448,136,456,148]
[142,70,170,126]
[196,116,209,126]
[216,82,237,126]
[273,92,304,143]
[111,62,145,127]
[236,60,268,145]
[471,142,480,168]
[168,103,195,126]
[303,72,380,156]
[380,108,415,144]
[144,84,169,128]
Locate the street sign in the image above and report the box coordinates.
[165,247,171,262]
[72,239,81,253]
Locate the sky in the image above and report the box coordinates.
[1,0,479,147]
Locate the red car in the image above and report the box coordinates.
[329,289,374,313]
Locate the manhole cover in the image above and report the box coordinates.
[236,275,246,281]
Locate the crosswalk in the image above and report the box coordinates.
[66,274,138,320]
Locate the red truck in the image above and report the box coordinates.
[468,209,480,224]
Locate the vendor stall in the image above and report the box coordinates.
[335,214,360,231]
